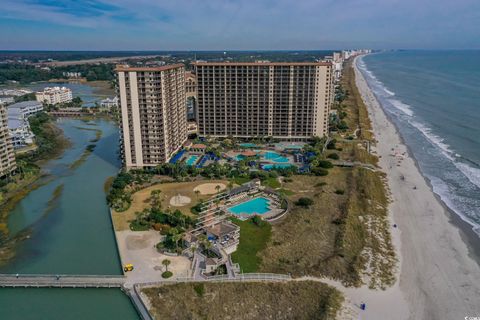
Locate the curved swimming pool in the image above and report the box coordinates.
[228,197,271,215]
[262,151,289,163]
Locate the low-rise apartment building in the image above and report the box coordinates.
[0,105,17,177]
[116,64,188,169]
[7,101,44,148]
[35,86,73,105]
[193,61,334,140]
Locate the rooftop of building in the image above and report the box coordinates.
[7,100,43,109]
[36,86,71,92]
[206,221,239,238]
[192,61,332,67]
[115,64,185,72]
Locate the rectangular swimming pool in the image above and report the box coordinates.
[228,197,271,215]
[186,155,199,166]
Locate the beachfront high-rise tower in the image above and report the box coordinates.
[193,61,334,140]
[116,64,187,169]
[0,105,17,177]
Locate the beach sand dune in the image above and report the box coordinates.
[348,56,480,320]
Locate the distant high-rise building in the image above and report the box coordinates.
[35,86,73,105]
[116,64,187,169]
[0,105,16,177]
[194,62,334,140]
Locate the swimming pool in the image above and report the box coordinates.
[262,163,295,170]
[239,143,257,148]
[262,151,289,163]
[235,154,246,161]
[228,197,271,215]
[186,155,199,166]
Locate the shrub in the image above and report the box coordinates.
[193,283,205,297]
[295,197,314,208]
[161,271,173,279]
[334,189,345,195]
[311,167,329,176]
[327,153,339,160]
[326,139,337,150]
[129,220,150,231]
[315,182,327,187]
[317,160,334,169]
[252,215,264,226]
[337,121,349,130]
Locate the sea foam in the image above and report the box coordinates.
[388,99,414,117]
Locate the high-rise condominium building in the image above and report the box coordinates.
[194,62,334,140]
[116,64,187,169]
[0,105,17,177]
[35,86,73,105]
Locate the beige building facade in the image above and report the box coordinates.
[116,64,187,169]
[0,105,17,177]
[194,62,333,140]
[35,86,73,105]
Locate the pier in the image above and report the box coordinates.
[0,274,125,288]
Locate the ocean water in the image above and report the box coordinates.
[358,50,480,236]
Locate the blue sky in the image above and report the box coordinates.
[0,0,479,50]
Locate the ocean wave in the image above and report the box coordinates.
[383,87,395,96]
[409,120,454,160]
[428,175,480,236]
[388,99,414,116]
[410,118,480,188]
[454,162,480,189]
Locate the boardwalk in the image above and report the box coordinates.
[0,274,125,288]
[0,272,292,320]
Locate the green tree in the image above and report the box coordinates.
[162,259,171,272]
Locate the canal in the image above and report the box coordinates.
[0,118,139,319]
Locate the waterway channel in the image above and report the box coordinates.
[0,118,139,319]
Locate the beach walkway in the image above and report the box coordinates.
[0,274,125,288]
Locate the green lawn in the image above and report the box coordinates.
[263,177,281,189]
[278,188,295,196]
[231,217,271,273]
[231,176,251,185]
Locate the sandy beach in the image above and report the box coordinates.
[341,56,480,320]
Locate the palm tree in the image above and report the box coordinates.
[173,233,183,250]
[162,259,171,272]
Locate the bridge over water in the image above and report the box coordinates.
[0,274,125,288]
[0,272,292,320]
[0,274,152,320]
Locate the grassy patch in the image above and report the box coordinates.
[259,166,395,288]
[232,176,251,185]
[231,217,272,273]
[278,188,295,196]
[263,177,281,189]
[338,60,373,141]
[143,281,343,320]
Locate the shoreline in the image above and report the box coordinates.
[357,55,480,264]
[353,55,480,319]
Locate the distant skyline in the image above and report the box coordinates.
[0,0,479,51]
